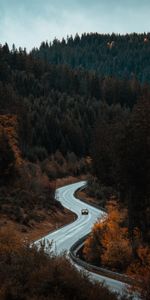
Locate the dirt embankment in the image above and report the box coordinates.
[76,189,101,208]
[0,207,75,242]
[1,175,87,242]
[54,175,87,189]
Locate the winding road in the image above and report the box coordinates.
[35,181,128,295]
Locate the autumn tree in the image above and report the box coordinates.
[100,201,132,270]
[127,230,150,299]
[84,201,132,271]
[0,229,118,300]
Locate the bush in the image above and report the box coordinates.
[83,201,132,271]
[0,229,118,300]
[87,176,115,206]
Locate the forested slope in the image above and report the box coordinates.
[0,38,150,244]
[0,43,146,161]
[32,32,150,82]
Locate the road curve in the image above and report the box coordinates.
[35,181,127,295]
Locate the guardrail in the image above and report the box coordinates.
[69,235,139,286]
[71,185,139,287]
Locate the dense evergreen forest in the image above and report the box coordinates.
[0,41,146,160]
[0,34,150,248]
[33,32,150,82]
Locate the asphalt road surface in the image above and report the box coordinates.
[35,181,132,296]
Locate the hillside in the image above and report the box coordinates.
[0,35,150,299]
[0,114,75,241]
[0,42,147,161]
[0,42,150,241]
[0,229,118,300]
[32,32,150,83]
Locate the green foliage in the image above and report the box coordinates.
[0,38,150,243]
[92,102,130,187]
[0,128,16,183]
[41,152,88,180]
[0,42,143,160]
[0,115,21,185]
[33,33,150,83]
[87,176,115,206]
[92,98,150,242]
[118,97,150,241]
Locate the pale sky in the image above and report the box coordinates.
[0,0,150,51]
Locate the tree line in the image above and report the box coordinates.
[32,32,150,83]
[0,42,146,161]
[0,40,150,245]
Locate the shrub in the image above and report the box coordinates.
[0,229,118,300]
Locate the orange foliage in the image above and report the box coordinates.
[84,201,132,270]
[128,242,150,277]
[83,221,105,264]
[0,115,56,225]
[0,229,117,300]
[0,114,23,170]
[0,227,22,256]
[127,243,150,299]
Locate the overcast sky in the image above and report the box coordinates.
[0,0,150,51]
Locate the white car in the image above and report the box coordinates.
[81,208,89,215]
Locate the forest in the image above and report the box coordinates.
[33,32,150,83]
[0,33,150,299]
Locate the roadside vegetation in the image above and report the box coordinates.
[85,176,115,207]
[0,115,77,241]
[0,228,120,300]
[83,201,150,299]
[0,114,87,240]
[0,34,150,299]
